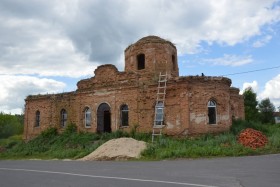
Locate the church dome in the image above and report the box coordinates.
[124,35,179,77]
[125,35,176,51]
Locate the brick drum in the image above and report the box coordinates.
[24,36,244,140]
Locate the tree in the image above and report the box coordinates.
[243,87,259,122]
[0,112,23,139]
[258,98,275,124]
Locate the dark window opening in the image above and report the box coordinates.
[137,54,145,70]
[35,110,40,127]
[208,100,216,124]
[85,107,91,127]
[60,109,67,127]
[172,55,176,71]
[104,111,111,133]
[120,105,129,127]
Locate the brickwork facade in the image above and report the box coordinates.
[24,36,244,140]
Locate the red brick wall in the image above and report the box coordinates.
[24,96,53,140]
[24,36,244,140]
[24,74,243,139]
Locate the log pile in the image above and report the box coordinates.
[238,128,268,149]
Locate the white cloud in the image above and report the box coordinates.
[240,76,280,108]
[240,80,259,94]
[0,17,97,77]
[1,0,280,77]
[253,35,272,48]
[259,74,280,107]
[203,54,253,67]
[1,0,280,113]
[0,75,66,114]
[158,0,280,54]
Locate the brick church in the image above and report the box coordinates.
[24,36,244,140]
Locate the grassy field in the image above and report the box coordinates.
[0,124,150,159]
[0,120,279,160]
[143,120,280,159]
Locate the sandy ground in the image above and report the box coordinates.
[80,138,147,161]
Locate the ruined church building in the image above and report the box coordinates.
[24,36,244,140]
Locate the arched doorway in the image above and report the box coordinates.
[97,103,111,133]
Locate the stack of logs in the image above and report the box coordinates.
[238,128,268,149]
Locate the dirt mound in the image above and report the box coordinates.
[238,128,268,149]
[80,138,147,161]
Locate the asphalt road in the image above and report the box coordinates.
[0,154,279,187]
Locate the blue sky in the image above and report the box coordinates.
[180,23,280,90]
[0,0,280,114]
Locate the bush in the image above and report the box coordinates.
[41,127,58,138]
[0,135,23,149]
[230,119,269,135]
[63,123,77,134]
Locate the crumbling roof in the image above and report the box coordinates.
[125,35,176,51]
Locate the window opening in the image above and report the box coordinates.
[208,100,216,124]
[85,107,91,127]
[35,110,40,127]
[172,55,176,71]
[137,54,145,70]
[61,109,67,127]
[155,101,164,125]
[104,110,111,133]
[120,105,129,127]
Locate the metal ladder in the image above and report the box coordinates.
[152,72,167,142]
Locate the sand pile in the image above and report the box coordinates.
[80,138,147,161]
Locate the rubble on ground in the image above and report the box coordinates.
[238,128,268,149]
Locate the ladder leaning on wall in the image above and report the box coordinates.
[152,72,167,142]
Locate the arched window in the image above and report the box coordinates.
[85,107,91,127]
[155,101,164,126]
[120,104,129,127]
[137,53,145,70]
[35,110,40,127]
[60,109,67,127]
[208,100,216,124]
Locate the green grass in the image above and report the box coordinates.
[142,120,280,160]
[0,120,279,160]
[0,125,150,160]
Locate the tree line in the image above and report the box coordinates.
[243,87,278,124]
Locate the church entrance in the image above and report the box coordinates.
[97,103,111,133]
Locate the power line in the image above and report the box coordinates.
[220,65,280,76]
